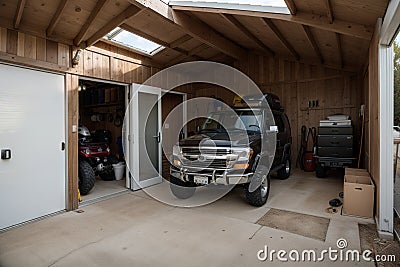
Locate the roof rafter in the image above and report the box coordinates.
[85,5,141,48]
[170,35,192,48]
[74,0,109,47]
[14,0,26,29]
[46,0,68,36]
[129,0,247,59]
[171,10,247,59]
[261,18,299,60]
[302,25,323,64]
[169,5,372,40]
[325,0,334,24]
[284,0,297,15]
[220,13,274,56]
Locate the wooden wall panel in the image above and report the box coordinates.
[66,74,79,211]
[195,53,362,165]
[367,23,380,219]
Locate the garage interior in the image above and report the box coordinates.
[0,0,398,264]
[78,79,128,203]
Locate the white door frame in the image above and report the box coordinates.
[130,84,163,190]
[377,0,400,237]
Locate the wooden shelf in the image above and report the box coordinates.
[300,106,356,111]
[83,102,124,108]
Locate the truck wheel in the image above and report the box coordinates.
[244,175,270,207]
[169,176,196,199]
[79,160,96,195]
[277,158,291,180]
[316,164,327,178]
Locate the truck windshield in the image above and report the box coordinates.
[200,110,262,133]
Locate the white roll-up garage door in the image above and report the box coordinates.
[0,64,66,230]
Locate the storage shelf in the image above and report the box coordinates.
[300,106,356,111]
[83,102,124,108]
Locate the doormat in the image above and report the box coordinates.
[256,208,330,241]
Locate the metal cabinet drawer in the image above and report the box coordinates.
[317,147,353,158]
[317,135,353,147]
[318,127,353,135]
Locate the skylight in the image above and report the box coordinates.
[103,27,164,56]
[167,0,290,14]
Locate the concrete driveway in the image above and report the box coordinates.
[0,171,375,266]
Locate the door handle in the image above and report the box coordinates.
[61,142,65,151]
[153,132,160,143]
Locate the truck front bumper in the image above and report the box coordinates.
[170,166,253,185]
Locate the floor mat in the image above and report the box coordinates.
[256,208,330,241]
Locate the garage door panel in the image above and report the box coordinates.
[0,64,66,230]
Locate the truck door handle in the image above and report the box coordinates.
[153,132,160,143]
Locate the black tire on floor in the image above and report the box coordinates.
[99,165,115,181]
[277,158,291,180]
[244,175,270,207]
[169,175,196,199]
[316,163,327,178]
[79,160,96,195]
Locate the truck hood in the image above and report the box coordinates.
[179,131,260,147]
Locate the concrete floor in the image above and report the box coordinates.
[0,170,375,266]
[81,178,127,204]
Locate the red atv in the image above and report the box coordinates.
[78,126,117,195]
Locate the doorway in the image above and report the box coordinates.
[78,78,128,204]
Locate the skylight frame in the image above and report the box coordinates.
[168,0,290,14]
[103,27,165,56]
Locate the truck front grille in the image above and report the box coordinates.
[181,158,227,169]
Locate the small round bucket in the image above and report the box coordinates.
[112,162,126,180]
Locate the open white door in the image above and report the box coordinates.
[128,84,162,190]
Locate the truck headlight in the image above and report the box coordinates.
[85,148,91,155]
[230,148,253,169]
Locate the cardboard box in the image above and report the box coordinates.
[345,168,369,176]
[343,174,375,218]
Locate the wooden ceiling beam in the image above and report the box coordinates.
[336,33,343,68]
[170,35,192,48]
[170,5,372,40]
[128,2,247,59]
[284,0,297,15]
[325,0,334,24]
[46,0,68,36]
[74,0,108,47]
[220,14,274,56]
[85,5,141,48]
[302,25,324,64]
[14,0,26,29]
[172,11,247,59]
[261,18,299,60]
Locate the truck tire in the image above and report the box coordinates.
[316,163,327,178]
[244,175,270,207]
[277,158,291,180]
[79,160,96,195]
[170,176,196,199]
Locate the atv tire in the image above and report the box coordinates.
[79,160,96,195]
[169,175,196,199]
[277,158,291,180]
[245,175,270,207]
[99,166,115,181]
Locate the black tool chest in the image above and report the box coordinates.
[315,124,356,177]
